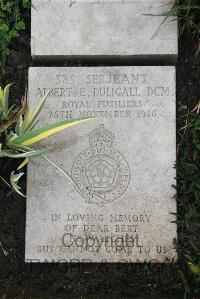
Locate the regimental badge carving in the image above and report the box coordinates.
[72,125,130,206]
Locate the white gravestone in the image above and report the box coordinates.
[26,66,177,263]
[31,0,178,62]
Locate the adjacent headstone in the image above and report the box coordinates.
[31,0,178,62]
[26,66,177,263]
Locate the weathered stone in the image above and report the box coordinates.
[26,66,177,263]
[31,0,178,62]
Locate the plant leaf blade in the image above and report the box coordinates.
[17,158,29,170]
[22,88,51,131]
[43,156,83,195]
[11,117,94,146]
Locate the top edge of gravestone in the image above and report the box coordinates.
[29,65,176,70]
[28,65,176,73]
[31,0,178,63]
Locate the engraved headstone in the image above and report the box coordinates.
[31,0,177,62]
[26,66,177,263]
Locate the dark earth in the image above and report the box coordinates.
[0,7,200,299]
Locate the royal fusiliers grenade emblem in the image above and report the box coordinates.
[72,125,130,206]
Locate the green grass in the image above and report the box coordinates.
[164,0,200,35]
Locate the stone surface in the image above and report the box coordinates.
[26,66,177,263]
[31,0,178,62]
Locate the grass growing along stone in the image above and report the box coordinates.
[173,2,200,297]
[176,96,200,297]
[164,0,200,36]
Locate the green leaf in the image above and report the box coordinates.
[22,0,31,8]
[4,83,13,112]
[0,24,9,32]
[188,262,200,276]
[7,30,19,41]
[17,158,29,170]
[15,115,23,135]
[0,148,48,158]
[0,83,13,118]
[15,21,25,30]
[23,88,52,131]
[1,2,13,12]
[6,131,18,143]
[10,171,26,198]
[0,86,5,113]
[43,156,83,195]
[10,117,94,146]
